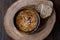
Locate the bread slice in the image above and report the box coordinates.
[40,4,53,18]
[36,1,53,18]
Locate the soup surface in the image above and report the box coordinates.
[16,8,38,32]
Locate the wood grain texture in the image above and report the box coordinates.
[0,0,16,40]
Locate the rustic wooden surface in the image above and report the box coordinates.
[0,0,60,40]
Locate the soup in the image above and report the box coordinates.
[15,8,39,33]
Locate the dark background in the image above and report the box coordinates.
[0,0,60,40]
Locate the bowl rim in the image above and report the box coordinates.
[13,7,40,33]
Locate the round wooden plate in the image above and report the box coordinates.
[4,0,56,40]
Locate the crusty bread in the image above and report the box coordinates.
[36,1,53,18]
[40,4,53,18]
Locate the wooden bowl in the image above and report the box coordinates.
[4,0,56,40]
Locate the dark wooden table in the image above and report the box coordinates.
[0,0,60,40]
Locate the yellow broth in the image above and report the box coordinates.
[16,8,38,32]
